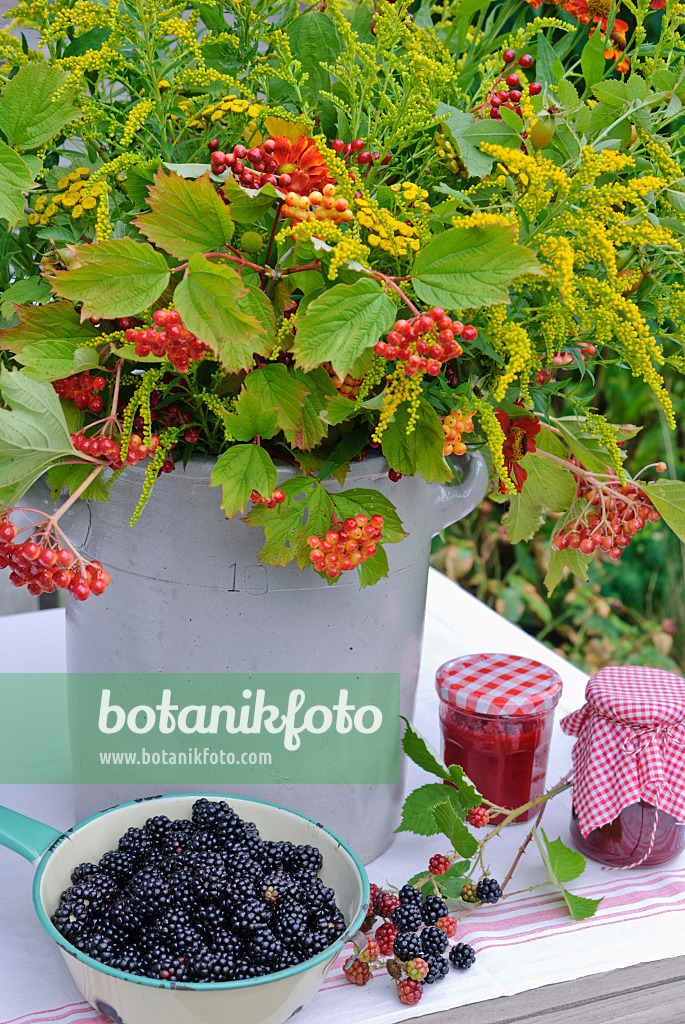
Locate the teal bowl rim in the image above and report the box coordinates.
[31,792,369,992]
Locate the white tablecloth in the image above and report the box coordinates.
[1,570,683,1023]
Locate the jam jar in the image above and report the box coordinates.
[436,654,563,822]
[561,666,685,868]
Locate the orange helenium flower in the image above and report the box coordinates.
[269,135,333,196]
[495,409,541,493]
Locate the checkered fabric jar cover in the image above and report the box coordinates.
[560,666,685,837]
[435,653,563,716]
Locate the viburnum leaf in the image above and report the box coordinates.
[48,238,171,320]
[47,462,112,502]
[399,716,452,781]
[358,543,389,588]
[243,365,308,435]
[321,393,358,426]
[316,424,370,482]
[14,342,101,382]
[544,546,591,595]
[0,369,76,505]
[133,169,235,259]
[210,443,277,520]
[534,828,602,920]
[331,489,407,545]
[642,480,685,542]
[381,399,453,483]
[237,283,276,345]
[0,278,52,321]
[221,177,280,224]
[244,475,334,568]
[221,389,279,442]
[432,800,479,858]
[292,279,396,379]
[447,762,481,809]
[395,783,465,836]
[173,255,268,372]
[0,301,99,353]
[412,224,541,309]
[0,140,37,227]
[286,368,337,451]
[550,417,620,476]
[0,63,79,149]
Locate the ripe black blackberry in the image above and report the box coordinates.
[83,932,118,964]
[228,898,272,936]
[109,946,145,975]
[250,929,285,965]
[98,850,139,880]
[391,903,423,932]
[273,911,308,948]
[257,840,290,869]
[449,942,476,969]
[421,925,448,956]
[421,894,448,924]
[70,862,100,884]
[284,844,324,874]
[51,903,89,943]
[476,877,502,904]
[392,930,423,962]
[144,815,174,839]
[399,884,422,906]
[422,951,450,983]
[118,827,152,859]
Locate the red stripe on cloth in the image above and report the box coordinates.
[2,1005,95,1024]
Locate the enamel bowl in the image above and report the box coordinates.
[0,793,369,1024]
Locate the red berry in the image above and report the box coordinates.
[397,978,423,1005]
[388,469,402,482]
[373,892,401,918]
[406,957,429,982]
[375,921,397,955]
[359,936,380,963]
[503,48,516,63]
[429,853,451,875]
[528,82,542,96]
[351,138,365,152]
[466,804,490,828]
[436,915,458,938]
[461,325,478,342]
[344,958,371,986]
[505,72,520,88]
[519,53,534,68]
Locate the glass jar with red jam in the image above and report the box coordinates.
[435,653,563,822]
[561,666,685,868]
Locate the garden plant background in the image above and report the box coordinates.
[0,0,684,661]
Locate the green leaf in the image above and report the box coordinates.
[551,417,617,476]
[399,716,452,781]
[642,480,685,542]
[237,283,276,345]
[322,392,358,426]
[14,342,100,382]
[437,866,470,899]
[173,255,267,372]
[287,12,343,105]
[61,26,111,58]
[317,423,369,480]
[591,80,628,106]
[536,33,563,86]
[133,170,234,259]
[581,29,606,91]
[358,543,389,588]
[221,177,280,224]
[435,105,521,178]
[210,443,277,519]
[285,367,337,451]
[49,239,170,320]
[221,389,279,442]
[545,545,591,594]
[432,800,479,858]
[47,461,111,502]
[125,160,162,207]
[0,369,75,504]
[506,431,576,543]
[0,301,99,353]
[381,399,452,484]
[293,279,396,379]
[244,365,308,435]
[505,482,544,544]
[447,762,482,810]
[331,488,407,545]
[534,828,602,921]
[0,278,52,320]
[0,63,79,149]
[556,79,580,108]
[0,140,36,227]
[499,106,523,133]
[395,783,464,836]
[244,475,333,569]
[412,225,541,309]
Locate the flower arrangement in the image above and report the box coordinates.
[1,0,685,600]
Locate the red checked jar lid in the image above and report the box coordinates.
[561,666,685,867]
[435,653,563,716]
[435,654,563,822]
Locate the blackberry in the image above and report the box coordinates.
[250,929,284,965]
[108,899,146,937]
[51,903,90,943]
[187,829,224,854]
[391,903,423,932]
[83,932,118,965]
[300,930,329,956]
[421,895,448,924]
[224,848,261,877]
[284,844,323,875]
[392,931,423,962]
[422,951,450,983]
[109,946,145,974]
[476,877,502,904]
[118,828,152,859]
[210,927,244,955]
[193,903,226,933]
[78,874,120,909]
[70,862,100,884]
[273,911,308,948]
[399,884,422,906]
[449,942,476,969]
[228,899,272,936]
[420,926,448,956]
[144,815,174,839]
[186,947,218,982]
[98,850,139,880]
[223,873,258,908]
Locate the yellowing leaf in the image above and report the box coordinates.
[134,169,235,259]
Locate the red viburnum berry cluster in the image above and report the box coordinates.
[71,432,160,471]
[330,137,392,169]
[466,804,491,828]
[374,307,477,377]
[485,50,541,123]
[250,488,286,509]
[0,514,110,601]
[209,140,287,190]
[125,310,207,374]
[307,514,384,579]
[281,184,353,226]
[552,470,663,560]
[53,372,107,413]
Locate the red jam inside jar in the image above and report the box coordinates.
[570,802,685,867]
[436,654,562,823]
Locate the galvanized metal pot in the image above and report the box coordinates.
[46,452,487,862]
